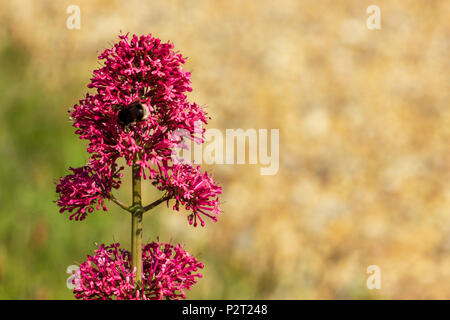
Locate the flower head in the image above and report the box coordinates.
[74,242,204,300]
[56,156,123,220]
[154,163,222,226]
[71,33,207,177]
[56,33,221,226]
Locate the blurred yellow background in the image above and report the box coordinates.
[0,0,449,299]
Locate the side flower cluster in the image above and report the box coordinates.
[73,242,204,300]
[56,157,123,221]
[154,163,222,226]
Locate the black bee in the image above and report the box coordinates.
[117,101,150,128]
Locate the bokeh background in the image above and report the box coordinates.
[0,0,449,299]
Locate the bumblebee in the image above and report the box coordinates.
[117,101,150,127]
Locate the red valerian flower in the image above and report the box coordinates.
[56,156,123,221]
[153,163,222,227]
[73,242,204,300]
[56,33,221,225]
[71,33,207,177]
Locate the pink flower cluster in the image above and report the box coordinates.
[56,157,123,221]
[73,242,204,300]
[154,163,222,227]
[56,33,221,225]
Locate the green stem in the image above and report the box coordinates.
[109,194,131,212]
[143,195,171,212]
[131,162,143,286]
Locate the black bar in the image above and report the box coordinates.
[0,300,446,318]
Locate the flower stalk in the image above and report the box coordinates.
[143,194,171,212]
[131,162,143,286]
[109,194,131,212]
